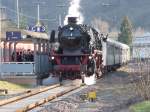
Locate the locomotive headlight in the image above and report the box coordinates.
[69,27,74,31]
[89,56,92,60]
[51,56,55,60]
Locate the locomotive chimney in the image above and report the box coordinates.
[68,17,77,24]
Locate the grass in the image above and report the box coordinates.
[0,80,31,91]
[130,101,150,112]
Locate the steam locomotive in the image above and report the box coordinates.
[49,17,130,83]
[49,17,104,82]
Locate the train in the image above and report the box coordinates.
[49,17,130,83]
[102,38,130,73]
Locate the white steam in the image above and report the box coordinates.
[84,74,96,85]
[64,0,84,25]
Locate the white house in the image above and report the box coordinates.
[132,32,150,59]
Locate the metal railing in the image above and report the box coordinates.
[0,62,35,75]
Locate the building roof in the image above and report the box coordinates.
[133,32,150,45]
[107,38,129,49]
[0,19,49,41]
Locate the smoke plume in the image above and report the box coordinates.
[64,0,84,25]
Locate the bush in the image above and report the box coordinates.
[130,101,150,112]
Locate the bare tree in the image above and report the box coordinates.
[132,49,150,100]
[91,18,109,34]
[134,27,145,37]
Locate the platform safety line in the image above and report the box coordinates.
[16,85,81,112]
[0,84,60,106]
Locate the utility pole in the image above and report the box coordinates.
[56,4,67,26]
[0,0,2,78]
[17,0,20,28]
[37,3,40,24]
[34,1,45,26]
[58,14,61,26]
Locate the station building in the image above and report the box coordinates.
[132,33,150,59]
[0,7,50,85]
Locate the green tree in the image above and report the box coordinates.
[19,14,28,29]
[118,16,133,45]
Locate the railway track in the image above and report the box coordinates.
[0,82,81,112]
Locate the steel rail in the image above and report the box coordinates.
[0,84,60,106]
[15,85,80,112]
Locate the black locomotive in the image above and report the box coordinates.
[49,17,104,82]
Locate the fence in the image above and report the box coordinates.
[0,62,35,75]
[0,53,50,77]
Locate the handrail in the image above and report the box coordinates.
[0,62,35,75]
[1,62,34,64]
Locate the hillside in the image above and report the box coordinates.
[1,0,150,31]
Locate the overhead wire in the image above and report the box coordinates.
[4,6,57,22]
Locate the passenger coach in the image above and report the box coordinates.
[102,38,130,72]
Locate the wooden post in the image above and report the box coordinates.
[8,42,12,61]
[14,42,17,62]
[33,40,37,61]
[3,42,6,62]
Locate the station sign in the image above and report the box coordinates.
[27,25,46,33]
[6,31,21,41]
